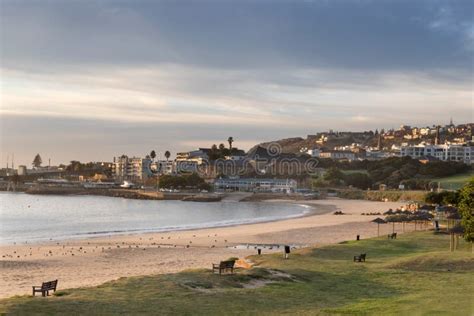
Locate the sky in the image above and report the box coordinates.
[0,0,473,166]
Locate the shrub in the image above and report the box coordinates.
[458,179,474,242]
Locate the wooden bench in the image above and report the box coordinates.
[212,260,235,275]
[353,254,366,262]
[33,280,58,297]
[388,233,397,239]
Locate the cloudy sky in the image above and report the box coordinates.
[1,0,473,166]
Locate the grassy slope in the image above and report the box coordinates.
[1,232,473,315]
[432,172,474,190]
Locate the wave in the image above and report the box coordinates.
[74,209,310,238]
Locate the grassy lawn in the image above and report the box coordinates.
[341,169,369,175]
[432,172,474,190]
[1,232,473,315]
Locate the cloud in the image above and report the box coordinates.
[1,1,473,71]
[428,5,474,51]
[1,64,471,125]
[0,0,473,166]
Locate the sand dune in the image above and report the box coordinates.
[1,199,424,298]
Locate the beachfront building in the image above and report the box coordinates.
[112,155,153,182]
[214,177,297,193]
[400,143,473,164]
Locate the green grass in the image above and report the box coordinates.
[337,189,427,202]
[431,172,474,190]
[1,232,473,315]
[341,169,369,175]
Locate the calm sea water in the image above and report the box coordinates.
[0,192,310,244]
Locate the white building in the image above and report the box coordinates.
[400,144,473,164]
[175,148,211,172]
[214,178,297,193]
[112,155,153,181]
[307,148,321,157]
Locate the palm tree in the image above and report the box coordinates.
[228,137,234,150]
[165,151,171,161]
[150,150,156,161]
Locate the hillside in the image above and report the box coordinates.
[249,126,472,155]
[251,133,377,154]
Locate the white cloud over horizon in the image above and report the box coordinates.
[0,0,473,166]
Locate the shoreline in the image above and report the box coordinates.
[70,201,326,245]
[0,199,320,246]
[0,199,409,299]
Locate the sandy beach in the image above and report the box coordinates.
[0,199,425,299]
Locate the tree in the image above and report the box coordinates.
[228,137,234,150]
[209,144,220,161]
[32,154,42,168]
[158,173,210,190]
[164,151,171,161]
[67,160,83,172]
[150,150,156,161]
[324,167,344,186]
[425,191,459,205]
[458,179,474,242]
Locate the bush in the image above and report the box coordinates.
[324,167,344,186]
[344,173,372,189]
[159,173,210,190]
[425,191,459,205]
[458,179,474,242]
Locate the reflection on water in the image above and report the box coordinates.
[0,192,309,244]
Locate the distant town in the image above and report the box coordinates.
[1,120,473,195]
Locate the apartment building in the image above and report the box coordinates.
[400,144,473,164]
[153,160,175,175]
[112,155,153,181]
